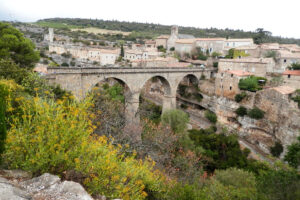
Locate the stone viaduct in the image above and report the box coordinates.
[46,67,216,140]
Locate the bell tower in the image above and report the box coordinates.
[171,25,178,36]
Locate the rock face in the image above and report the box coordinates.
[212,88,300,156]
[0,172,93,200]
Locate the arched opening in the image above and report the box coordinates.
[176,74,201,101]
[138,76,172,124]
[90,77,131,139]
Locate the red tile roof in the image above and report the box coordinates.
[282,70,300,76]
[272,86,296,94]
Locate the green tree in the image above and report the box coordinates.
[120,44,124,57]
[253,28,272,44]
[161,109,189,134]
[257,167,300,200]
[270,141,283,158]
[0,22,40,68]
[284,136,300,168]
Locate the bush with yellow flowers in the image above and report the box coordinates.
[3,80,167,200]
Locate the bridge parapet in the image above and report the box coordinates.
[47,67,216,75]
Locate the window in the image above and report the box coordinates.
[231,74,233,77]
[221,73,223,77]
[284,59,287,63]
[230,86,232,90]
[288,74,291,78]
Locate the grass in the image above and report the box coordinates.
[35,21,82,29]
[71,27,131,36]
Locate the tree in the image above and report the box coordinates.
[120,44,124,57]
[284,136,300,168]
[270,141,283,157]
[253,28,272,44]
[0,22,40,68]
[256,167,300,200]
[161,109,189,134]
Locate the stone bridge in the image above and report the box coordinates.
[46,67,216,140]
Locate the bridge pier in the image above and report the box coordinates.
[124,92,142,142]
[162,95,177,113]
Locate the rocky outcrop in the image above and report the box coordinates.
[212,88,300,156]
[0,171,94,200]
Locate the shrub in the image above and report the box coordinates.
[291,62,300,70]
[284,136,300,168]
[256,167,300,200]
[161,109,189,134]
[234,92,247,102]
[189,129,249,171]
[205,110,217,124]
[213,62,218,68]
[180,104,188,109]
[204,168,258,200]
[248,107,264,119]
[4,92,167,199]
[235,106,247,117]
[61,62,69,67]
[169,47,175,51]
[270,141,283,157]
[238,76,261,92]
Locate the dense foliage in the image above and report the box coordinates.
[204,110,217,124]
[0,82,8,163]
[189,128,250,172]
[284,136,300,168]
[0,22,40,68]
[238,76,267,92]
[161,109,189,134]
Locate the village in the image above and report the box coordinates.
[26,24,300,159]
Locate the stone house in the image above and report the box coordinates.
[224,38,254,49]
[175,39,195,56]
[124,50,149,61]
[280,44,300,53]
[145,40,156,49]
[277,50,300,71]
[194,38,225,54]
[99,49,119,65]
[234,44,260,58]
[155,35,169,49]
[282,70,300,89]
[215,70,253,99]
[218,58,274,77]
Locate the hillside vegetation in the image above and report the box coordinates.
[36,18,300,45]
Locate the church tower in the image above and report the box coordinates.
[171,25,178,36]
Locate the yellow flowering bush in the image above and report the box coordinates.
[3,85,167,199]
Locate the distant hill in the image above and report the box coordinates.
[36,18,300,45]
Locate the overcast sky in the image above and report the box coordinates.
[0,0,299,38]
